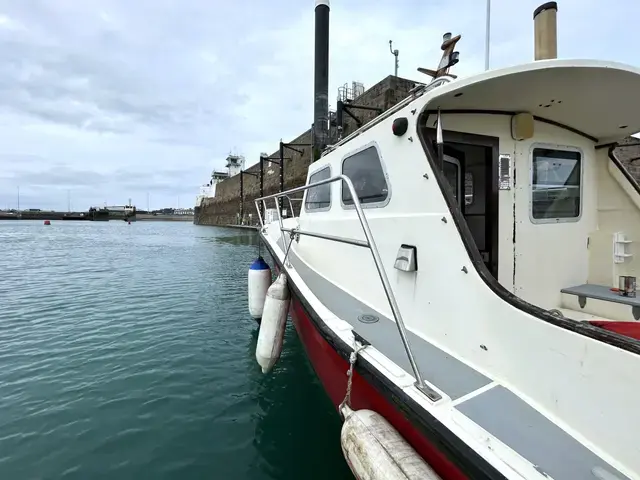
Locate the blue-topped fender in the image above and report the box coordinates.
[250,256,270,271]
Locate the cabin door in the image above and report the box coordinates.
[441,138,500,279]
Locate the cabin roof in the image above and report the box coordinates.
[423,59,640,145]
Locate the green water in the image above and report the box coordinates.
[0,221,353,479]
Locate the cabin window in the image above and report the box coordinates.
[531,147,581,222]
[341,145,389,207]
[305,166,332,211]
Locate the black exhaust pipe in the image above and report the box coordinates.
[314,0,330,152]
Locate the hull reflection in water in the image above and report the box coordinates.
[249,327,354,479]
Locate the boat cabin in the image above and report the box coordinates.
[256,8,640,478]
[300,59,640,335]
[420,61,640,323]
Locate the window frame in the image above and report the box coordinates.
[339,141,392,210]
[304,164,333,213]
[442,154,462,206]
[528,143,584,225]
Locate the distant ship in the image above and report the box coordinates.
[194,155,245,225]
[194,171,227,222]
[104,205,136,221]
[87,207,109,221]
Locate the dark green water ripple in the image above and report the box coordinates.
[0,221,353,479]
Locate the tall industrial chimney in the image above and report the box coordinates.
[533,2,558,60]
[314,0,330,151]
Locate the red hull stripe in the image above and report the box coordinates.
[589,320,640,340]
[263,238,505,480]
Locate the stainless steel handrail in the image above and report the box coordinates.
[255,196,299,228]
[282,227,368,248]
[254,174,440,401]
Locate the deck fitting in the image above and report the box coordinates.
[415,382,443,402]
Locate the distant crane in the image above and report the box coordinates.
[389,40,399,77]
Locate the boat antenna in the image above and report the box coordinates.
[389,40,399,77]
[436,108,444,168]
[484,0,491,70]
[417,32,461,80]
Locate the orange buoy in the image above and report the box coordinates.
[44,220,51,225]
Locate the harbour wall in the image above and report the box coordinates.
[196,75,420,226]
[0,211,88,221]
[0,211,108,221]
[614,136,640,179]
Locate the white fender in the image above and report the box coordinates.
[255,274,290,373]
[248,257,272,320]
[340,406,441,480]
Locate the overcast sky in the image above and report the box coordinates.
[0,0,638,211]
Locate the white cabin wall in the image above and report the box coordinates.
[298,110,532,340]
[300,113,606,314]
[299,112,598,320]
[512,125,598,309]
[298,111,455,318]
[588,148,640,285]
[437,115,598,309]
[435,114,517,293]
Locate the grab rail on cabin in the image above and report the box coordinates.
[254,175,442,402]
[284,195,302,215]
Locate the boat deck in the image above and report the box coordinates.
[273,235,631,480]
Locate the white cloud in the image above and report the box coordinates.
[0,0,638,210]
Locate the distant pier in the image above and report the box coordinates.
[0,210,105,221]
[0,207,195,222]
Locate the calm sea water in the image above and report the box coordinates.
[0,220,353,480]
